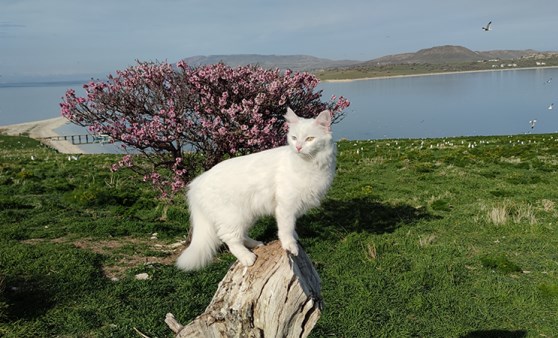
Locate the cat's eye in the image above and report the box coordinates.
[305,137,315,142]
[291,136,297,141]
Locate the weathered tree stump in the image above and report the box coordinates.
[166,240,323,337]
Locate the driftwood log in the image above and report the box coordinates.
[165,240,323,337]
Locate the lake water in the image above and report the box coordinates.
[1,68,557,153]
[0,81,122,153]
[320,67,558,140]
[0,81,84,125]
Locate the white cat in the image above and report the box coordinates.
[176,107,336,271]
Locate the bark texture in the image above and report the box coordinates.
[166,240,322,337]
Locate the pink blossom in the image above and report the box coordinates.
[60,60,350,198]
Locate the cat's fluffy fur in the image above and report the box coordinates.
[176,107,336,271]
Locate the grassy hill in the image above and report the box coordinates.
[317,46,558,80]
[177,46,558,81]
[1,133,558,337]
[360,45,540,65]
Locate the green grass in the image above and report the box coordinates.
[1,134,558,337]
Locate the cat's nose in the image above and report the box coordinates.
[296,145,302,152]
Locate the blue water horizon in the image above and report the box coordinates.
[2,68,558,153]
[320,67,558,141]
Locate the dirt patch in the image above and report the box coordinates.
[23,236,188,280]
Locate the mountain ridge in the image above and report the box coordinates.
[5,45,554,83]
[182,54,360,72]
[365,45,544,65]
[182,45,557,71]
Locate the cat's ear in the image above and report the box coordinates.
[314,110,332,131]
[284,107,300,124]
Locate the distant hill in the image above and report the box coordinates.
[180,46,555,74]
[181,54,360,72]
[361,45,544,66]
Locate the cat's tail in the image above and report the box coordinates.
[176,205,220,271]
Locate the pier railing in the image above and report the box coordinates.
[41,134,112,145]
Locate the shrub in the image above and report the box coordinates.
[61,61,349,197]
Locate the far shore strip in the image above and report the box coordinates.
[321,65,558,82]
[0,117,84,154]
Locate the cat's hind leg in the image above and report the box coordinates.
[226,239,257,267]
[216,218,258,267]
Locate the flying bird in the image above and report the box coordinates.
[529,119,537,129]
[549,103,554,110]
[545,78,553,84]
[482,21,492,31]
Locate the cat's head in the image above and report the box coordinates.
[284,107,333,157]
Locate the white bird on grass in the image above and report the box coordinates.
[482,21,492,31]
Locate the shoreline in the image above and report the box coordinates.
[321,65,558,83]
[1,66,557,153]
[0,117,85,154]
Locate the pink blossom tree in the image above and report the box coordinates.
[61,60,349,197]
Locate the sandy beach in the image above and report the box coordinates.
[0,117,85,154]
[321,65,558,83]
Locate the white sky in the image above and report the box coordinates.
[1,0,557,80]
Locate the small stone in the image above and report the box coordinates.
[135,273,150,280]
[169,241,186,249]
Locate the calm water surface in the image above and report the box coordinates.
[320,68,558,140]
[1,68,557,152]
[0,81,122,153]
[0,81,84,125]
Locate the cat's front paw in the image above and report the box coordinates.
[282,241,299,256]
[237,252,257,267]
